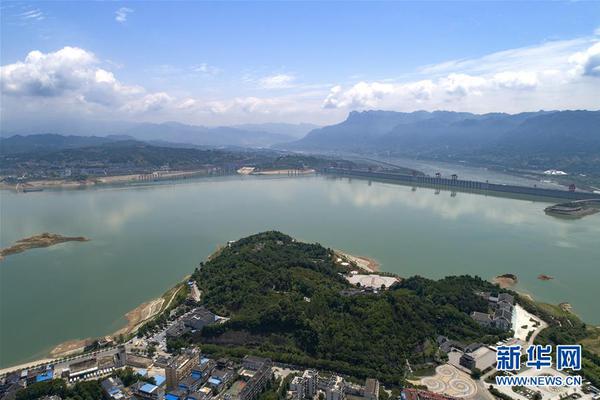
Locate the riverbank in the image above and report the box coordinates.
[252,168,316,176]
[0,233,89,262]
[0,169,213,191]
[47,277,189,360]
[334,250,380,272]
[4,247,374,369]
[492,273,518,288]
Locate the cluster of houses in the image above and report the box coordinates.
[97,350,273,400]
[470,293,515,332]
[0,345,272,400]
[288,369,379,400]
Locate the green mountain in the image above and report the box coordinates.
[282,110,600,173]
[192,231,508,383]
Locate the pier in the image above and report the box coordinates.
[322,168,600,201]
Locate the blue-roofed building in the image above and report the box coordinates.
[132,381,164,400]
[101,376,126,400]
[178,375,202,392]
[165,393,182,400]
[191,370,202,380]
[35,370,53,382]
[152,374,166,387]
[208,377,222,387]
[140,383,157,393]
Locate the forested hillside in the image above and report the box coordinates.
[192,231,508,383]
[282,110,600,174]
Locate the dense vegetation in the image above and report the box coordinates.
[192,231,507,384]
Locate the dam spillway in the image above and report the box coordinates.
[322,168,600,201]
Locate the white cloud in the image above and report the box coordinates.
[177,98,198,110]
[322,37,600,112]
[440,73,488,96]
[115,7,133,23]
[492,71,538,90]
[259,73,296,89]
[323,82,395,109]
[192,63,220,76]
[1,47,99,97]
[18,8,45,21]
[2,31,599,129]
[122,92,174,113]
[569,42,600,77]
[0,46,163,115]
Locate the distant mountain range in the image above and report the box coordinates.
[0,121,320,149]
[0,134,122,155]
[280,110,600,173]
[231,122,320,138]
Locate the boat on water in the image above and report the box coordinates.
[22,187,44,193]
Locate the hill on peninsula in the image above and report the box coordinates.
[191,231,509,383]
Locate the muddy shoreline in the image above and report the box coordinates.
[492,273,518,288]
[48,279,188,359]
[0,233,89,262]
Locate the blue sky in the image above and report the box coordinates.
[1,1,599,130]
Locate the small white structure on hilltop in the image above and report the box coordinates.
[543,169,568,176]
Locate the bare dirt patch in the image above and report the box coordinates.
[492,273,518,288]
[1,233,89,261]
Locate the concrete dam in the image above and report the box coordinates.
[322,168,600,201]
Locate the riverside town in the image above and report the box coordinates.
[1,2,600,400]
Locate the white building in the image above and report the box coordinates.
[326,376,345,400]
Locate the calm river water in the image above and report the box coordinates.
[1,175,599,368]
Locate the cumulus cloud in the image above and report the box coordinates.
[2,32,599,129]
[569,42,600,77]
[121,92,174,113]
[115,7,133,23]
[323,82,394,109]
[323,38,600,112]
[0,46,171,116]
[0,46,314,127]
[259,74,295,89]
[1,47,99,97]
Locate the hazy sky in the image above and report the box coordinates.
[1,1,599,131]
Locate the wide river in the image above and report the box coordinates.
[1,174,599,368]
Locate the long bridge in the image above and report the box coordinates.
[322,168,600,201]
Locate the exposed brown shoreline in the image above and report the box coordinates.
[49,278,188,359]
[492,273,518,288]
[0,233,89,262]
[334,250,380,272]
